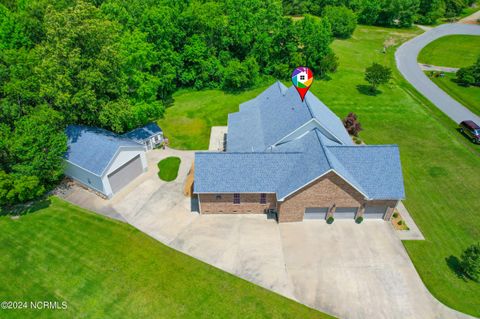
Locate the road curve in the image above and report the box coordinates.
[396,24,480,124]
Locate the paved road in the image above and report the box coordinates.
[396,24,480,124]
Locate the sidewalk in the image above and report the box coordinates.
[393,201,425,240]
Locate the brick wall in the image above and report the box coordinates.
[277,171,365,222]
[198,193,277,214]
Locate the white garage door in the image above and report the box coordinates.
[304,207,328,220]
[364,206,387,219]
[108,155,143,194]
[335,207,357,219]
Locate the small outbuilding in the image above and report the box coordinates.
[122,123,163,150]
[64,125,148,198]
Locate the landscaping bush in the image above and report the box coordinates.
[393,212,399,218]
[397,220,404,226]
[323,6,357,39]
[460,243,480,282]
[157,157,181,182]
[343,112,363,137]
[456,56,480,87]
[326,216,334,224]
[355,216,363,224]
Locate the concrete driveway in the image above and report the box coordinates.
[62,149,474,319]
[396,24,480,124]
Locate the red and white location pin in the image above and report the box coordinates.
[291,67,314,101]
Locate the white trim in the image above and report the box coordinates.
[99,145,146,177]
[269,119,317,148]
[269,118,345,150]
[278,169,369,201]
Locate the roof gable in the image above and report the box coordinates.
[65,125,143,176]
[122,122,162,143]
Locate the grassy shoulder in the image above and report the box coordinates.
[418,35,480,68]
[158,25,480,316]
[158,156,181,182]
[427,72,480,116]
[0,197,333,319]
[317,25,480,316]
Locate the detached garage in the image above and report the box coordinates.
[64,125,148,198]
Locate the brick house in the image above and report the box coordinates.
[194,82,405,222]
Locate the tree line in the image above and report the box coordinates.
[283,0,477,26]
[0,0,338,206]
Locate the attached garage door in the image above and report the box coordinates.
[334,207,357,219]
[364,206,387,219]
[304,207,328,220]
[108,155,143,194]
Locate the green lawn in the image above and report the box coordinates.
[418,35,480,68]
[0,197,333,319]
[428,72,480,116]
[158,25,480,316]
[158,87,270,149]
[158,156,181,181]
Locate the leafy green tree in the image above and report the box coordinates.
[34,1,125,126]
[323,6,357,38]
[364,62,392,92]
[377,0,420,27]
[298,15,335,76]
[416,0,445,24]
[460,243,480,282]
[0,171,44,206]
[222,57,259,91]
[356,0,382,25]
[317,52,339,78]
[10,106,67,186]
[0,4,30,49]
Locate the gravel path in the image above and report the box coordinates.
[396,24,480,123]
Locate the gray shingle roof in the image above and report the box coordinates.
[122,123,162,143]
[194,84,405,200]
[65,125,143,176]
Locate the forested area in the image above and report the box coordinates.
[0,0,337,205]
[283,0,477,26]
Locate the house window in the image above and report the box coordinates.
[300,75,305,80]
[215,194,222,200]
[260,193,267,204]
[233,193,240,204]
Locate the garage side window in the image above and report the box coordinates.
[233,193,240,204]
[260,193,266,204]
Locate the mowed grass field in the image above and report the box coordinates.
[417,35,480,68]
[160,25,480,316]
[428,72,480,116]
[158,87,270,149]
[0,197,333,319]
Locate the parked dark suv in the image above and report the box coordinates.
[459,120,480,144]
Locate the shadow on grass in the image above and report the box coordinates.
[445,255,467,281]
[0,198,52,217]
[356,84,382,96]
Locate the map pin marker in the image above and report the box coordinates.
[291,67,314,102]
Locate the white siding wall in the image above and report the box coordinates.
[102,148,147,197]
[64,161,105,194]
